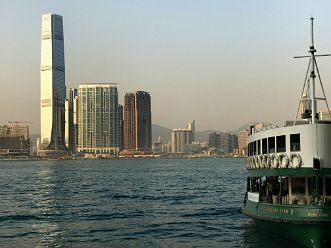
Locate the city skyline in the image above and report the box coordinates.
[1,1,331,134]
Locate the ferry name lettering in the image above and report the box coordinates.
[263,207,289,215]
[307,209,328,217]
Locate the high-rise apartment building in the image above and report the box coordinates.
[123,91,152,151]
[229,134,239,154]
[171,129,192,154]
[118,104,124,151]
[40,13,66,150]
[238,129,249,156]
[171,120,195,154]
[77,83,119,155]
[208,132,221,150]
[220,133,231,154]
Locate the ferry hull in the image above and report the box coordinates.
[254,218,331,248]
[242,201,331,248]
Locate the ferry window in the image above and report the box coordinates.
[268,137,275,153]
[308,177,323,195]
[262,138,267,154]
[292,177,305,194]
[249,143,252,156]
[325,178,331,195]
[281,177,289,196]
[290,133,301,152]
[253,141,256,155]
[276,135,286,153]
[258,140,261,155]
[252,178,260,193]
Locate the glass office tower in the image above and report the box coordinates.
[40,13,66,150]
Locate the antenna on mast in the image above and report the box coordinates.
[294,17,331,124]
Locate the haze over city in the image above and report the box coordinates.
[1,1,331,134]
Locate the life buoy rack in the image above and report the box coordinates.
[247,153,302,170]
[289,153,302,168]
[278,153,289,168]
[270,153,279,168]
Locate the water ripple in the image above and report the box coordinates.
[0,158,302,247]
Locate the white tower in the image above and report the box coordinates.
[40,14,66,150]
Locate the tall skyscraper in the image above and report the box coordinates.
[123,91,152,151]
[40,13,66,150]
[77,83,119,155]
[124,93,135,150]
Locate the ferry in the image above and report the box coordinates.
[242,18,331,248]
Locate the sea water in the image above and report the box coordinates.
[0,158,302,247]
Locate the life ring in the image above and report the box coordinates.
[251,156,255,169]
[278,153,289,168]
[254,155,259,169]
[261,155,266,168]
[289,153,302,168]
[259,155,264,169]
[270,153,279,168]
[265,154,271,168]
[255,155,261,169]
[248,157,254,169]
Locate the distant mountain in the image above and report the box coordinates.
[152,124,171,143]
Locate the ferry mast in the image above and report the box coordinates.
[294,17,331,124]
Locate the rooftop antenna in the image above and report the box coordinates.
[294,17,331,124]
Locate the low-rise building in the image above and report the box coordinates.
[0,124,30,157]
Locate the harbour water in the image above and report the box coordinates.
[0,158,302,247]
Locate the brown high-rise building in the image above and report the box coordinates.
[123,91,152,151]
[118,104,124,151]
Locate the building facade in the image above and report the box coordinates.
[238,129,249,156]
[220,133,231,154]
[40,13,66,150]
[123,91,152,151]
[0,124,30,157]
[208,132,221,150]
[118,104,124,151]
[230,134,239,154]
[77,83,119,155]
[187,120,195,142]
[171,129,192,153]
[65,88,77,151]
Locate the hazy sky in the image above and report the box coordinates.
[1,1,331,134]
